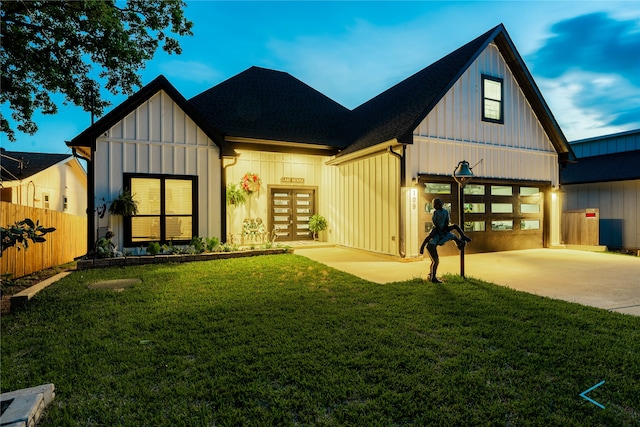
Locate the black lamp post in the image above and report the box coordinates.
[453,160,474,278]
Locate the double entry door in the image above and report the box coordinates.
[270,188,315,241]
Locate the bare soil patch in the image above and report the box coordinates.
[1,263,75,316]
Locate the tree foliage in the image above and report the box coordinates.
[1,218,56,253]
[0,0,193,141]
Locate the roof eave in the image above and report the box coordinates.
[493,31,576,163]
[328,139,404,165]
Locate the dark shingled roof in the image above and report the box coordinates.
[341,24,573,161]
[189,67,350,148]
[68,25,574,163]
[1,149,71,181]
[343,26,498,155]
[560,150,640,185]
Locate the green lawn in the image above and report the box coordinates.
[2,254,639,426]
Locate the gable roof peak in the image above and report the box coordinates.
[67,73,226,155]
[340,23,574,162]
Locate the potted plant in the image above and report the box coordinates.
[308,214,327,241]
[226,183,247,206]
[109,189,139,216]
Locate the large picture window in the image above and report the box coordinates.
[482,75,504,124]
[124,174,198,246]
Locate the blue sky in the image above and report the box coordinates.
[2,0,639,155]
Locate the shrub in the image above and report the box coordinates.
[147,242,161,256]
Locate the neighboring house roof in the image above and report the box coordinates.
[570,129,640,157]
[560,150,640,184]
[67,75,229,158]
[341,24,574,162]
[0,149,71,181]
[189,66,350,149]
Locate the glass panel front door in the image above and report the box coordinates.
[271,188,315,241]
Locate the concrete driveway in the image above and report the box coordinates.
[295,247,640,316]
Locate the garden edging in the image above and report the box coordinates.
[76,247,293,270]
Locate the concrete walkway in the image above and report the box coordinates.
[295,246,640,316]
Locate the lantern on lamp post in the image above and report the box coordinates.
[453,160,474,278]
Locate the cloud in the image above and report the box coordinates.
[265,19,443,109]
[538,72,640,140]
[531,13,640,136]
[158,60,222,85]
[532,12,640,84]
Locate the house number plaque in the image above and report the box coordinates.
[281,177,305,184]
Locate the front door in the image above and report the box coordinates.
[271,188,316,241]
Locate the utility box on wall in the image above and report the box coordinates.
[562,208,599,246]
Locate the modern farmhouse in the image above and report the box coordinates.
[68,24,575,257]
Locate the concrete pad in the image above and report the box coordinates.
[87,278,142,291]
[0,384,55,427]
[296,247,640,315]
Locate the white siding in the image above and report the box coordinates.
[225,150,327,236]
[323,152,401,256]
[408,42,559,186]
[3,159,87,216]
[94,90,222,248]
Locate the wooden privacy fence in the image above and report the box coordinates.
[1,202,87,279]
[562,208,600,246]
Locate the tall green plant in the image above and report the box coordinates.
[308,214,327,241]
[1,218,56,253]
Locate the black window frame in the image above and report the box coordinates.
[123,173,198,247]
[481,74,504,124]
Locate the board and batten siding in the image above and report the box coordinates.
[323,151,401,256]
[94,90,222,248]
[407,42,559,186]
[225,150,327,236]
[563,180,640,249]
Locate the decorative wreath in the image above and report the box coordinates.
[241,172,261,194]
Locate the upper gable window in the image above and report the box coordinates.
[482,75,503,124]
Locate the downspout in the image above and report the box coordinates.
[87,142,96,253]
[221,155,238,243]
[71,146,93,254]
[388,145,406,257]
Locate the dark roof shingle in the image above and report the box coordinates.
[341,26,499,155]
[189,67,350,147]
[1,149,71,181]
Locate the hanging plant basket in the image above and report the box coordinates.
[109,189,139,217]
[226,183,247,206]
